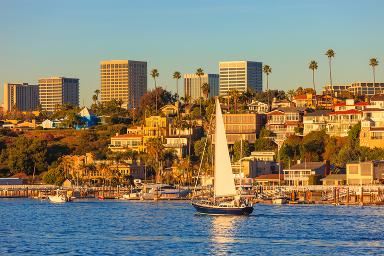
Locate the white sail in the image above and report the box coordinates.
[214,98,236,197]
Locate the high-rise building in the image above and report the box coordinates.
[38,77,79,112]
[100,60,147,109]
[3,82,39,112]
[219,61,262,95]
[183,74,219,101]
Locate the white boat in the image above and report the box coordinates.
[192,98,253,215]
[272,197,288,205]
[48,190,71,203]
[141,184,190,200]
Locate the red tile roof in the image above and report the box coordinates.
[294,95,307,100]
[329,109,362,115]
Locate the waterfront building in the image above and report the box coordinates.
[110,115,201,155]
[100,60,147,109]
[370,94,384,109]
[271,98,293,109]
[346,161,384,185]
[321,174,346,186]
[38,77,79,112]
[247,100,269,114]
[254,174,284,186]
[292,94,316,108]
[216,113,265,145]
[250,151,275,162]
[219,61,262,95]
[266,107,304,142]
[283,161,327,186]
[360,117,384,149]
[183,73,219,101]
[109,133,145,152]
[3,83,39,112]
[303,110,331,135]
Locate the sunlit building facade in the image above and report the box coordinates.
[38,77,79,112]
[3,82,39,112]
[219,61,262,96]
[183,73,219,101]
[100,60,147,109]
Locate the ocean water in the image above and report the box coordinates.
[0,199,384,255]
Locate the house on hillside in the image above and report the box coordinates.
[76,107,99,129]
[283,161,330,186]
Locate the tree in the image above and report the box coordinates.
[146,137,165,182]
[196,68,204,115]
[94,89,100,100]
[229,89,240,113]
[369,58,379,94]
[279,135,302,166]
[325,49,335,96]
[150,69,160,113]
[6,137,48,175]
[201,83,210,101]
[263,65,272,110]
[43,161,66,185]
[300,130,327,161]
[173,71,182,98]
[233,139,251,162]
[309,60,318,94]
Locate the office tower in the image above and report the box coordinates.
[219,61,262,95]
[38,77,79,112]
[3,82,39,112]
[183,74,219,101]
[100,60,147,109]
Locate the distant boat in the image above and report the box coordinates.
[48,190,71,203]
[141,184,190,200]
[192,99,253,215]
[272,196,288,205]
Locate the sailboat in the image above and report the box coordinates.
[191,99,253,215]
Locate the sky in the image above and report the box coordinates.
[1,0,384,106]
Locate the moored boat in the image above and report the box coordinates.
[48,190,71,203]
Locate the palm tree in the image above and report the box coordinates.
[196,68,204,115]
[309,60,318,93]
[229,89,240,113]
[92,94,98,104]
[287,89,295,102]
[201,83,210,101]
[150,69,160,113]
[369,58,379,94]
[263,65,272,110]
[94,89,100,100]
[173,71,181,99]
[325,49,335,96]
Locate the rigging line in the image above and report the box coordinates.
[192,106,215,198]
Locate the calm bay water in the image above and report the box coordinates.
[1,199,384,255]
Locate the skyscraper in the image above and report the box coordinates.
[219,61,262,95]
[183,74,219,101]
[3,82,39,112]
[100,60,147,109]
[38,77,79,112]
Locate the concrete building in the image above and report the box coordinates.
[303,110,331,135]
[38,77,79,112]
[323,82,384,97]
[183,73,219,101]
[217,113,265,145]
[283,162,327,186]
[266,107,304,141]
[100,60,147,109]
[219,61,262,95]
[346,161,384,185]
[3,83,39,112]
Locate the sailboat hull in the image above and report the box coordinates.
[192,202,253,215]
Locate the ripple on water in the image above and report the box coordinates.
[1,199,384,255]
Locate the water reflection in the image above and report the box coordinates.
[209,216,240,254]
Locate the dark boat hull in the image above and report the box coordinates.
[192,202,253,215]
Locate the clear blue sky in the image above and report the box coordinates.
[1,0,383,106]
